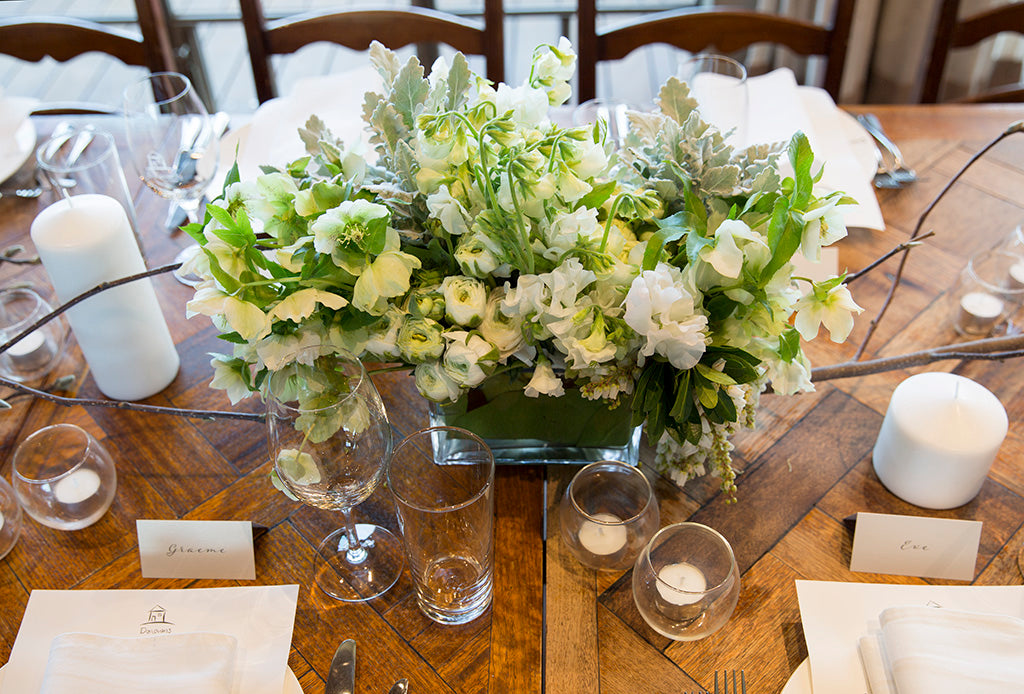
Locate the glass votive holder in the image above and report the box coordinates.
[950,250,1024,337]
[572,99,638,149]
[559,460,659,571]
[0,287,68,382]
[632,522,740,641]
[0,475,22,560]
[12,423,117,530]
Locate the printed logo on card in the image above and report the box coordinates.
[140,604,175,635]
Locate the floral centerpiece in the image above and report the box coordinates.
[182,39,861,496]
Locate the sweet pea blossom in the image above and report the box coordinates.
[623,263,708,369]
[524,362,565,397]
[793,281,863,343]
[426,184,471,236]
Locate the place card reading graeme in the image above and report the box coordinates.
[137,520,256,580]
[849,512,982,581]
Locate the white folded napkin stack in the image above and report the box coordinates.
[40,632,238,694]
[858,605,1024,694]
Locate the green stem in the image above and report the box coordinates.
[601,194,627,254]
[505,165,534,273]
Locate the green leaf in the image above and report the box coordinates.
[578,180,616,210]
[643,211,696,271]
[201,247,241,293]
[445,52,472,111]
[788,131,814,209]
[668,370,693,422]
[657,77,698,125]
[695,363,737,387]
[697,382,718,410]
[779,328,801,363]
[391,56,429,131]
[704,293,738,323]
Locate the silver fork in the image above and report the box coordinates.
[714,669,746,694]
[856,113,917,185]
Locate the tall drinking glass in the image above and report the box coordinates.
[388,427,495,624]
[265,347,403,602]
[678,54,749,147]
[123,72,219,285]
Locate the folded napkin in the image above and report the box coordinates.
[0,90,35,157]
[40,632,237,694]
[858,605,1024,694]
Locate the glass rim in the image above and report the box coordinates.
[388,425,495,513]
[681,53,748,82]
[35,127,118,174]
[0,287,48,331]
[265,347,367,413]
[124,71,194,108]
[965,252,1024,296]
[12,423,99,486]
[642,522,737,597]
[568,459,655,525]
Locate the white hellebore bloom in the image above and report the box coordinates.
[209,355,251,405]
[442,275,488,327]
[800,198,849,263]
[699,219,769,279]
[524,362,565,398]
[793,282,864,343]
[352,249,422,315]
[623,263,708,369]
[268,288,348,323]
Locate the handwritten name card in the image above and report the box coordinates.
[849,512,982,581]
[137,520,256,580]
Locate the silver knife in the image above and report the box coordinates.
[324,638,356,694]
[389,679,409,694]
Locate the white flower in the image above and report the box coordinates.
[442,331,497,387]
[268,288,348,323]
[800,198,849,262]
[209,355,251,404]
[442,276,488,327]
[397,317,445,363]
[524,362,565,397]
[426,184,471,236]
[256,330,325,371]
[699,219,769,279]
[479,289,528,359]
[486,83,549,127]
[543,207,600,260]
[766,352,814,396]
[352,249,422,315]
[311,199,391,272]
[414,361,463,403]
[623,263,708,369]
[793,282,863,343]
[455,232,502,277]
[363,309,404,358]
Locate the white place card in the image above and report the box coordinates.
[849,512,982,581]
[137,519,256,580]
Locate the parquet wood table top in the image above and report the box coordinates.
[1,106,1022,694]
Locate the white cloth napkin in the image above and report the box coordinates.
[0,90,35,157]
[858,605,1024,694]
[40,632,237,694]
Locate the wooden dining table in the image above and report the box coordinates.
[1,104,1023,694]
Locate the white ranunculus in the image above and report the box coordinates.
[455,232,502,277]
[397,317,446,363]
[363,309,404,359]
[524,362,564,397]
[442,331,497,387]
[479,289,527,358]
[442,276,488,327]
[623,263,708,369]
[414,361,464,403]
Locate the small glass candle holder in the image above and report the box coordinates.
[0,475,22,560]
[950,250,1024,337]
[572,99,639,149]
[559,460,659,571]
[0,287,68,382]
[12,423,117,530]
[632,522,740,641]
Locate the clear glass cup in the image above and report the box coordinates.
[559,460,659,570]
[572,98,637,149]
[0,287,68,382]
[632,522,740,641]
[265,347,403,602]
[12,424,117,530]
[950,249,1024,337]
[388,426,495,625]
[0,475,22,559]
[678,53,748,147]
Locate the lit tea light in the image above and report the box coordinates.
[578,512,627,555]
[956,291,1004,336]
[53,468,102,504]
[657,562,707,605]
[5,331,52,371]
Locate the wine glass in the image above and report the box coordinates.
[632,522,740,641]
[678,54,749,148]
[123,72,219,286]
[265,347,404,602]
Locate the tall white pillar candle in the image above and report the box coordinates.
[872,372,1007,509]
[30,194,179,400]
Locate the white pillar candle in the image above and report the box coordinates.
[956,291,1004,335]
[873,372,1008,509]
[578,512,628,555]
[657,562,707,605]
[30,194,179,400]
[53,468,102,504]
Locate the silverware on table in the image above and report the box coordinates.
[856,113,917,186]
[714,669,746,694]
[388,678,409,694]
[324,638,356,694]
[0,185,42,199]
[164,110,231,230]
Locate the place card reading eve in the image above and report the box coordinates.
[137,520,256,580]
[849,512,982,581]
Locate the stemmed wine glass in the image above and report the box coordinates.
[265,346,404,601]
[678,54,749,148]
[123,72,219,286]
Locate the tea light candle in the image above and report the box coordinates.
[0,509,4,532]
[956,291,1004,335]
[657,562,707,605]
[578,512,628,555]
[1008,261,1024,290]
[30,194,179,401]
[6,331,52,371]
[873,372,1008,509]
[53,468,102,504]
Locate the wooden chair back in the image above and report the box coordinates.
[576,0,856,103]
[922,0,1024,103]
[239,0,505,104]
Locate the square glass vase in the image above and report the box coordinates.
[427,383,642,466]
